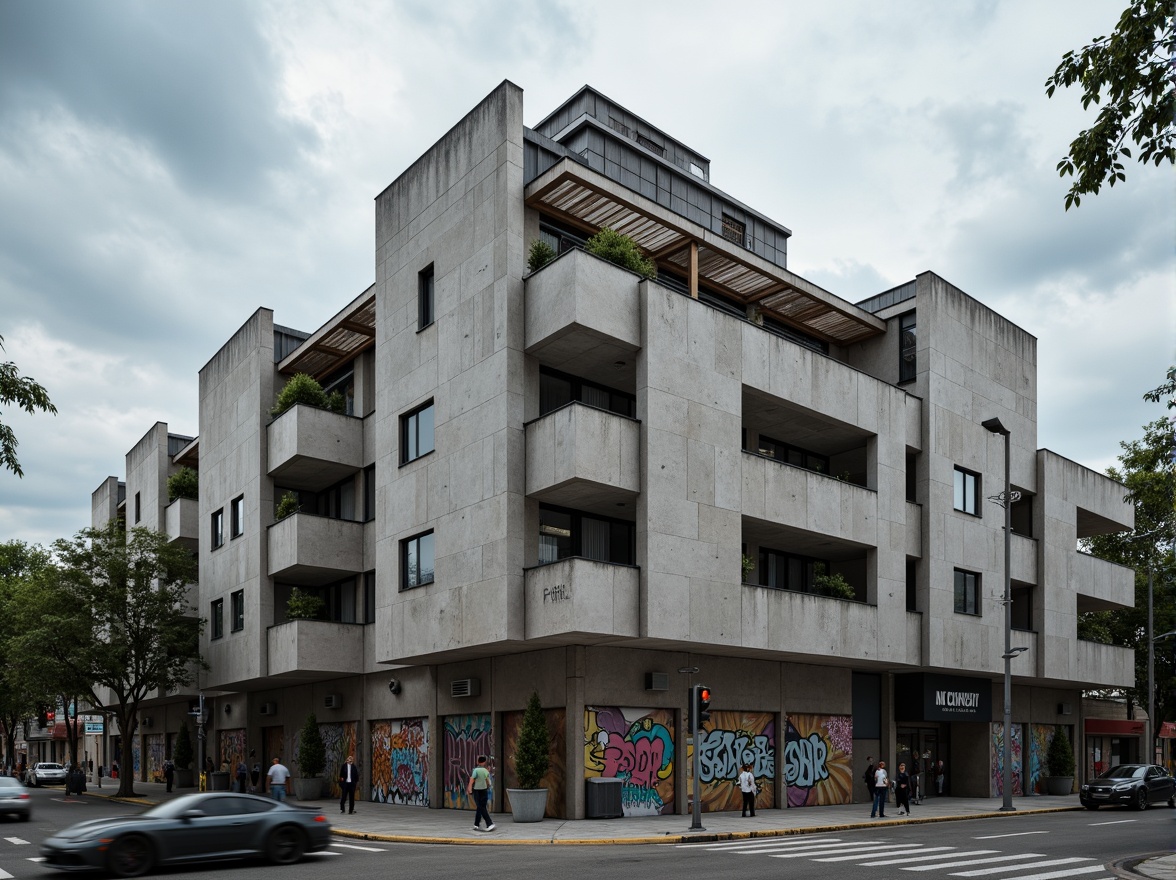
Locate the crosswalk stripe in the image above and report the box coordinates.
[950,857,1093,877]
[330,842,387,852]
[857,847,980,866]
[906,854,1048,872]
[817,846,950,862]
[675,836,842,849]
[717,840,845,852]
[991,867,1107,880]
[735,840,878,854]
[975,831,1049,839]
[27,857,46,863]
[307,851,341,857]
[0,868,12,878]
[3,838,29,845]
[772,843,930,859]
[1087,820,1134,826]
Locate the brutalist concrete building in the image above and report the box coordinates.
[93,82,1135,817]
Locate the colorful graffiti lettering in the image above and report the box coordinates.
[784,714,853,806]
[584,707,674,816]
[218,728,247,777]
[144,734,164,783]
[990,722,1024,796]
[1027,724,1058,795]
[371,718,429,806]
[443,714,493,810]
[695,711,775,812]
[503,708,566,818]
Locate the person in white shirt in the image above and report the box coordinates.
[871,761,889,818]
[267,757,291,802]
[738,763,757,817]
[339,755,358,814]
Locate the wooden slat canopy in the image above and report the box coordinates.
[279,285,376,379]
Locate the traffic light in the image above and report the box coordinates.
[696,685,712,726]
[45,711,55,725]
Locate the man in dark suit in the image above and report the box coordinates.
[339,755,358,814]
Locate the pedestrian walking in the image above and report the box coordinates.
[267,757,290,802]
[339,755,359,814]
[235,756,249,793]
[871,761,889,818]
[894,762,911,815]
[738,763,757,817]
[466,755,495,832]
[935,759,946,795]
[863,755,876,802]
[163,759,175,793]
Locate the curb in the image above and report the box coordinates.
[1109,852,1176,880]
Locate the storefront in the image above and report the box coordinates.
[1084,718,1144,779]
[894,672,994,797]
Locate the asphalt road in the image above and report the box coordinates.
[2,787,1173,880]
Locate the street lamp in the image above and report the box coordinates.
[983,416,1021,812]
[678,666,704,831]
[1149,564,1176,761]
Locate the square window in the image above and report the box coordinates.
[401,400,435,464]
[230,589,244,632]
[954,569,980,615]
[401,530,435,590]
[418,264,435,330]
[230,495,244,539]
[210,508,224,549]
[953,467,979,515]
[211,599,224,640]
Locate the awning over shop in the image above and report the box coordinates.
[1084,719,1145,736]
[1158,722,1176,739]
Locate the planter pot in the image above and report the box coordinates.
[506,787,548,823]
[175,769,194,789]
[294,776,323,801]
[1043,776,1074,796]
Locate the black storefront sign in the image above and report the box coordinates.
[894,673,993,723]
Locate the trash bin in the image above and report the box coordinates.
[210,771,231,791]
[585,777,623,819]
[66,768,87,795]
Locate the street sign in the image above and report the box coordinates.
[84,722,104,734]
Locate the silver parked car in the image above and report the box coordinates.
[0,776,31,821]
[27,762,67,787]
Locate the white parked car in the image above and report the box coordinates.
[27,762,67,787]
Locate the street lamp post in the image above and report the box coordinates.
[678,666,704,831]
[1148,562,1176,762]
[983,417,1020,812]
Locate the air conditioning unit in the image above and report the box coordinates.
[1057,702,1073,716]
[645,672,669,691]
[259,702,276,716]
[450,678,481,698]
[324,694,342,710]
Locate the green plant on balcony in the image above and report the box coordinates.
[811,563,855,600]
[527,239,556,273]
[286,587,325,621]
[270,372,346,418]
[584,227,657,279]
[167,467,198,502]
[275,491,301,521]
[740,554,755,582]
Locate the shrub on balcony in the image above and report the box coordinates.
[741,554,755,582]
[275,491,301,521]
[167,467,198,502]
[585,227,657,279]
[811,563,855,600]
[270,373,346,418]
[527,239,556,273]
[286,587,325,621]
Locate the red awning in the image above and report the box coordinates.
[1158,722,1176,739]
[1084,719,1145,736]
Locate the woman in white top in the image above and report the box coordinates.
[738,763,756,817]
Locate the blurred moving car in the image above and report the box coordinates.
[1080,763,1176,810]
[40,792,331,877]
[27,762,67,787]
[0,776,31,821]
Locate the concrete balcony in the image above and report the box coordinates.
[741,585,887,663]
[524,557,639,644]
[526,403,640,510]
[1073,551,1135,611]
[1011,533,1038,585]
[742,452,877,546]
[267,404,364,492]
[267,513,364,585]
[268,619,364,681]
[1077,639,1134,689]
[164,497,199,548]
[524,249,642,370]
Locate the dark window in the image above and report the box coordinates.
[276,476,356,522]
[418,264,435,329]
[954,467,980,515]
[636,134,665,157]
[538,216,588,255]
[906,452,918,503]
[364,571,376,624]
[538,367,635,418]
[230,495,244,539]
[402,531,435,590]
[279,577,358,623]
[323,364,355,416]
[363,465,376,523]
[537,504,635,566]
[134,492,141,524]
[211,599,224,640]
[758,547,819,593]
[210,509,224,549]
[746,433,829,476]
[401,400,435,464]
[721,214,746,245]
[906,558,918,612]
[899,311,917,382]
[230,590,244,632]
[954,569,980,615]
[760,315,829,355]
[1011,585,1033,631]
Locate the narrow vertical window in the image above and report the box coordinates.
[401,530,435,589]
[230,494,244,538]
[134,492,141,524]
[364,571,376,623]
[418,263,435,329]
[363,465,376,523]
[230,589,244,632]
[211,599,224,640]
[953,569,980,615]
[401,400,435,464]
[899,311,917,382]
[210,509,224,549]
[953,467,979,515]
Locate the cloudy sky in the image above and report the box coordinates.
[1,0,1171,546]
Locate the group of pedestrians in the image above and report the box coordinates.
[865,755,946,818]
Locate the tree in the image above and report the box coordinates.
[1045,0,1175,209]
[0,334,57,477]
[513,692,551,790]
[0,541,55,771]
[296,713,326,778]
[8,520,202,797]
[174,721,194,772]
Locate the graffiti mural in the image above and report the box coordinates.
[1028,724,1055,794]
[144,734,164,782]
[293,722,356,798]
[218,728,247,778]
[443,714,493,810]
[131,737,141,776]
[784,714,853,806]
[990,722,1024,796]
[371,718,429,807]
[695,711,775,813]
[584,707,675,816]
[503,708,566,818]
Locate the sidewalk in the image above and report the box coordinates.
[76,782,1169,875]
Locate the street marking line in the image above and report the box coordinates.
[907,854,1048,872]
[771,843,930,859]
[0,868,12,878]
[1087,819,1134,826]
[307,851,341,857]
[27,857,46,862]
[674,836,844,848]
[862,848,999,867]
[3,838,29,845]
[974,831,1049,839]
[330,842,387,852]
[949,858,1093,877]
[987,867,1107,880]
[817,846,951,862]
[734,840,878,854]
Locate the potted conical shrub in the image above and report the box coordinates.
[174,722,195,788]
[1043,726,1075,795]
[507,692,551,822]
[295,712,327,800]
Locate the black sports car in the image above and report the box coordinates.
[40,792,331,877]
[1079,763,1176,810]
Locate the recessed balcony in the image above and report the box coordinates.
[268,619,364,681]
[524,557,639,644]
[742,452,877,546]
[267,513,364,585]
[740,585,883,662]
[526,403,640,511]
[268,404,364,492]
[164,497,199,548]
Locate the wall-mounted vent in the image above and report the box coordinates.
[259,702,277,716]
[324,694,342,710]
[645,672,669,691]
[451,678,481,698]
[1057,702,1073,716]
[636,134,665,157]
